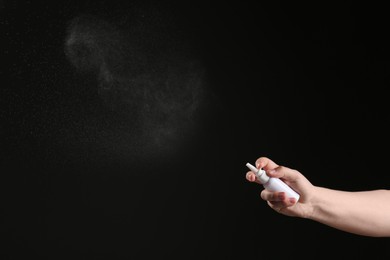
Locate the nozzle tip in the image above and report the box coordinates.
[246,162,258,173]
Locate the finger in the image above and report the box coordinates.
[260,190,288,202]
[246,171,256,182]
[267,201,285,211]
[266,166,300,183]
[267,198,296,210]
[255,157,279,171]
[246,171,262,184]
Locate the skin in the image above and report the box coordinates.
[246,156,390,237]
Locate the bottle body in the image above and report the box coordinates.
[263,177,300,201]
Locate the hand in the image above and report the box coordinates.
[246,156,316,218]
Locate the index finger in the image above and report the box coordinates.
[255,157,279,171]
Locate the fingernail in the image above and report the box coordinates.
[289,198,296,204]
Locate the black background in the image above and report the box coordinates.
[2,1,390,259]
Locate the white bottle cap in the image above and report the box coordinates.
[246,163,270,184]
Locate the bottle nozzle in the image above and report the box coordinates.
[246,162,269,184]
[246,163,258,173]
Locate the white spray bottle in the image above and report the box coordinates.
[246,162,300,201]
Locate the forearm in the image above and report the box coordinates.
[308,187,390,237]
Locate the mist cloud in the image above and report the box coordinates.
[64,9,208,161]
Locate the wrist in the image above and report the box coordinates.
[305,186,328,221]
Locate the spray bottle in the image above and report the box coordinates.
[246,162,300,201]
